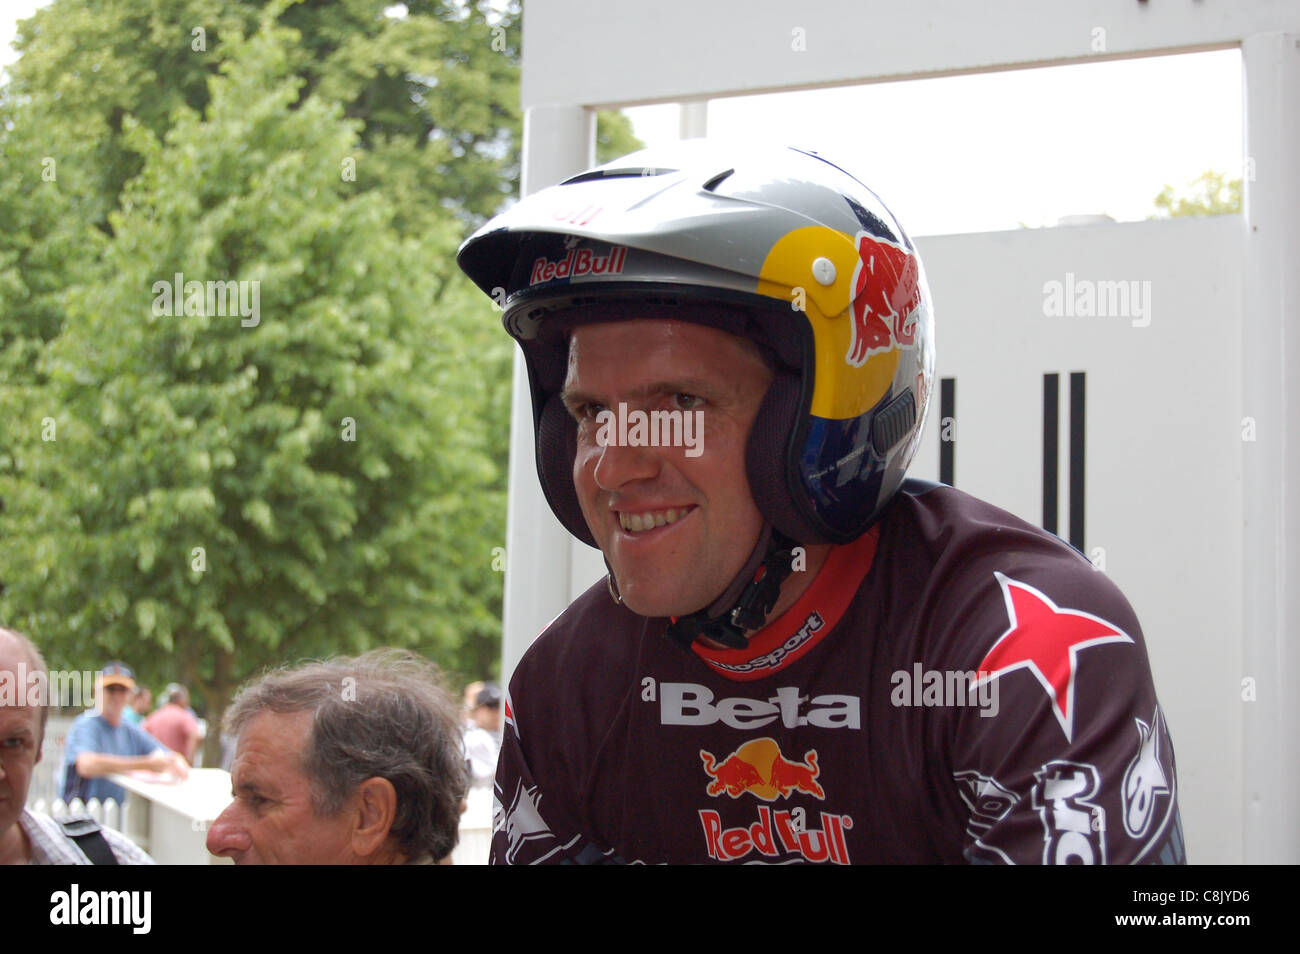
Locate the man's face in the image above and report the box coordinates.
[206,710,358,865]
[0,649,41,839]
[563,320,773,618]
[97,683,129,724]
[474,705,501,733]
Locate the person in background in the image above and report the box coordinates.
[206,649,467,864]
[60,661,188,806]
[462,680,484,726]
[462,683,501,786]
[143,683,202,765]
[123,686,151,727]
[0,626,153,864]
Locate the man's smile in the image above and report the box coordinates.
[616,505,696,534]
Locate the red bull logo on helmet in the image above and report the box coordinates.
[846,231,920,367]
[528,244,628,286]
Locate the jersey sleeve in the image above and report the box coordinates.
[938,566,1185,865]
[489,690,620,865]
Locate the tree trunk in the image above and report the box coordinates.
[200,649,233,769]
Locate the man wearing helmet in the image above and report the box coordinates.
[459,142,1183,864]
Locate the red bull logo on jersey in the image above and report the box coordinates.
[697,738,849,863]
[699,806,853,864]
[699,737,825,801]
[846,231,920,367]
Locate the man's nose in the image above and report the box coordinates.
[591,428,662,491]
[205,803,250,858]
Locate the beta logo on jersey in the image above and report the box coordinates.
[658,682,860,729]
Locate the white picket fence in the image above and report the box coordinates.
[29,797,127,833]
[26,717,128,834]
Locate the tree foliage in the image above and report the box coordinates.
[596,110,644,165]
[0,0,517,749]
[1151,169,1243,218]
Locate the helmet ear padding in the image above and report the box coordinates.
[536,393,596,547]
[746,370,830,545]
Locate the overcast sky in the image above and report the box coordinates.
[624,49,1242,235]
[2,2,1241,236]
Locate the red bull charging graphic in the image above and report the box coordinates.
[697,737,852,863]
[846,231,920,367]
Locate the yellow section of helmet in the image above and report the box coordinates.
[756,226,900,421]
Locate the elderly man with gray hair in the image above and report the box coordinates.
[205,648,467,864]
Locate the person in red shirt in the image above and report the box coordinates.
[143,684,201,765]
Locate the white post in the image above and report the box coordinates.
[500,105,596,685]
[1240,31,1300,864]
[679,100,708,139]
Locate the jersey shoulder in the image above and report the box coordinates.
[882,480,1143,658]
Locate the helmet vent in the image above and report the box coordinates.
[871,390,917,456]
[560,167,678,185]
[701,168,735,192]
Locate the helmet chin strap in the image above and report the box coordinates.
[660,524,798,651]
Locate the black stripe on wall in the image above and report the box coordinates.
[1069,371,1086,551]
[1043,373,1059,534]
[939,377,955,487]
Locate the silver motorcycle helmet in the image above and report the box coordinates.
[459,141,935,550]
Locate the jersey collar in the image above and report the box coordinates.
[690,525,880,681]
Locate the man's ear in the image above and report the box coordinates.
[351,777,399,860]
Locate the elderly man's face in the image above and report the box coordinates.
[0,645,41,841]
[563,320,773,618]
[206,710,359,864]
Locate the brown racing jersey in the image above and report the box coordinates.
[491,480,1184,864]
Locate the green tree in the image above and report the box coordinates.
[1151,169,1243,218]
[5,0,520,236]
[0,3,514,757]
[596,110,644,164]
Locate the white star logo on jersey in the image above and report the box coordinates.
[497,779,552,864]
[973,572,1134,742]
[1122,707,1172,839]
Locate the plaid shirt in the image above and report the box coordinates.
[19,809,154,865]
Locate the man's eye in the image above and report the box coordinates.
[673,394,704,411]
[573,402,606,421]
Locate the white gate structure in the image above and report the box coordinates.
[498,0,1300,864]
